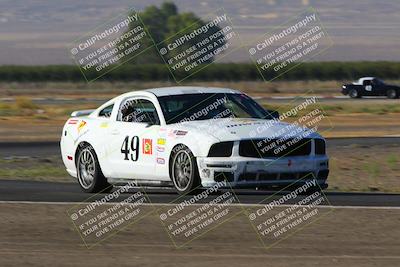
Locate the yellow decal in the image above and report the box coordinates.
[100,122,109,128]
[77,121,87,133]
[157,138,166,145]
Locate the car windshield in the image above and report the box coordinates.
[158,93,273,124]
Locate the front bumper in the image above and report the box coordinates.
[197,155,329,188]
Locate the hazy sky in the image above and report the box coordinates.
[0,0,399,65]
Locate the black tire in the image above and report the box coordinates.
[349,89,360,98]
[76,145,111,193]
[387,89,399,99]
[170,145,201,195]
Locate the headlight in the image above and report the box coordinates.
[342,85,346,89]
[207,141,233,157]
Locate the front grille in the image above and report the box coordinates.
[238,171,314,182]
[315,139,326,155]
[279,172,297,180]
[208,141,233,157]
[239,138,312,158]
[239,173,258,181]
[298,172,315,180]
[259,173,279,181]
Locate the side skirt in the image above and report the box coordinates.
[107,178,173,188]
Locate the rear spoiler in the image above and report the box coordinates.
[71,109,95,117]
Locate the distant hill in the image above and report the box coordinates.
[0,0,399,64]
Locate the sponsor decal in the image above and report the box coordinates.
[156,157,165,164]
[226,122,260,128]
[100,122,109,128]
[156,146,165,152]
[167,129,188,138]
[68,119,78,125]
[142,138,153,155]
[77,120,87,133]
[157,138,166,145]
[175,130,187,136]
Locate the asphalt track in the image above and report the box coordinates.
[0,179,399,206]
[1,137,400,206]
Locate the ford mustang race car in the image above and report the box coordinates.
[60,87,329,194]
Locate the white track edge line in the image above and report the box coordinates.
[0,201,399,209]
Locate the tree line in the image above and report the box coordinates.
[0,62,399,82]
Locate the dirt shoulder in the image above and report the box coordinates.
[1,109,400,142]
[1,81,400,141]
[0,203,399,267]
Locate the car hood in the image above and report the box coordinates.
[173,118,321,142]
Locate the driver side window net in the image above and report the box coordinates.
[118,98,159,124]
[363,80,372,86]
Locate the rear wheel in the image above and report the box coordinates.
[387,89,399,99]
[170,145,200,195]
[76,145,111,193]
[349,89,360,98]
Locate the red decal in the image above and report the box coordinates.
[142,139,152,155]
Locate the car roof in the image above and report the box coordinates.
[105,86,244,108]
[353,77,376,85]
[359,77,376,81]
[143,86,242,97]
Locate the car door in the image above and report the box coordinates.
[371,78,385,96]
[105,97,160,180]
[363,79,374,96]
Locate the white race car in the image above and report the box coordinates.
[60,87,329,194]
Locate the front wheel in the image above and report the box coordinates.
[76,145,111,193]
[170,145,201,195]
[349,89,360,98]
